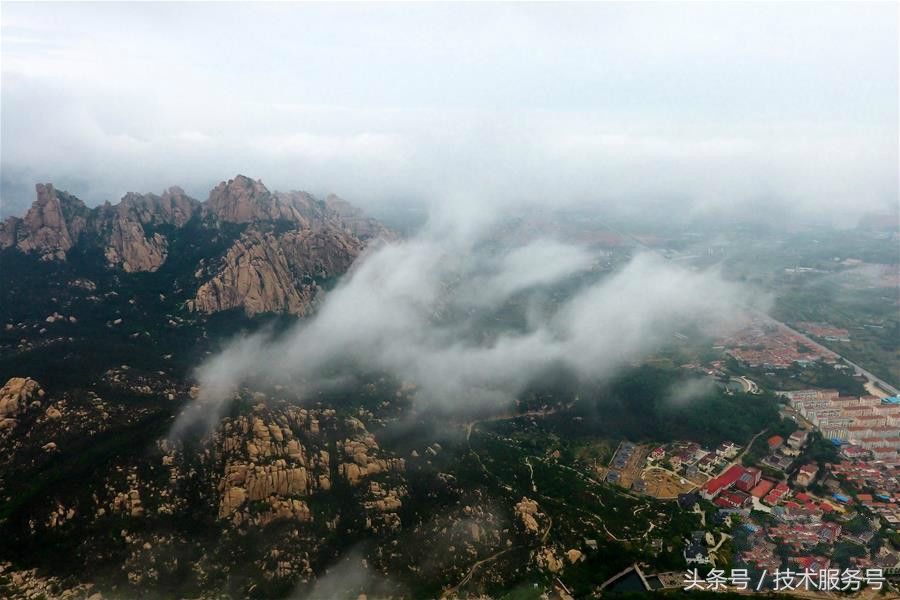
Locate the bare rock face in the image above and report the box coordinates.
[276,190,328,223]
[215,406,330,526]
[324,194,396,242]
[1,183,198,272]
[101,222,169,274]
[190,226,361,316]
[212,405,405,534]
[337,427,405,487]
[97,187,199,272]
[0,377,44,430]
[278,226,363,277]
[514,497,542,534]
[537,547,563,573]
[3,175,392,316]
[191,230,318,316]
[566,548,583,564]
[0,377,44,418]
[0,561,98,600]
[0,217,18,250]
[0,184,88,260]
[205,175,307,225]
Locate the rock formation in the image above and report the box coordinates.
[324,194,396,242]
[215,406,331,526]
[514,497,542,534]
[1,175,391,315]
[191,230,318,316]
[204,175,306,225]
[0,184,88,260]
[95,187,199,272]
[189,225,361,316]
[0,377,44,429]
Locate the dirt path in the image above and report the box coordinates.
[733,428,767,465]
[440,546,517,599]
[525,456,537,492]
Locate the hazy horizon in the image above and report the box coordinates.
[2,2,898,227]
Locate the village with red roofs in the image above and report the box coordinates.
[600,315,900,593]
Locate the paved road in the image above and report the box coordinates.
[758,313,899,396]
[616,227,900,399]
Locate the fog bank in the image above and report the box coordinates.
[173,209,767,435]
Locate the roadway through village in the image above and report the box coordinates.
[759,314,899,396]
[608,222,899,398]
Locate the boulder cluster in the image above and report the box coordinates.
[0,377,44,431]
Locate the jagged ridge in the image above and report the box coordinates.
[0,175,392,316]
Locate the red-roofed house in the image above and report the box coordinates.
[716,489,751,509]
[751,479,775,498]
[763,482,790,506]
[796,556,830,572]
[767,435,784,450]
[735,467,762,492]
[700,464,746,500]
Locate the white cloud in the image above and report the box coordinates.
[1,3,896,222]
[174,209,768,434]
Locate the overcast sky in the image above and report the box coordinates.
[2,2,897,224]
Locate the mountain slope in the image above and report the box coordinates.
[1,175,388,317]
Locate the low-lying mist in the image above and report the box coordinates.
[173,206,769,437]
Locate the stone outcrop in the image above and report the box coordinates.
[204,175,307,225]
[103,227,168,273]
[213,404,405,533]
[215,407,332,525]
[278,226,363,277]
[220,461,311,508]
[0,184,88,260]
[324,194,395,242]
[190,226,361,316]
[338,431,405,486]
[112,489,145,518]
[96,187,199,272]
[2,175,391,315]
[537,547,563,573]
[514,497,541,534]
[0,377,44,429]
[0,561,99,600]
[190,230,318,316]
[256,497,312,527]
[0,183,195,271]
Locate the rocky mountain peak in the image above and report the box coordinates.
[205,175,304,225]
[113,188,199,228]
[2,175,392,315]
[0,184,88,260]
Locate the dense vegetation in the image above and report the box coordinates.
[719,227,899,388]
[727,359,867,397]
[539,365,782,448]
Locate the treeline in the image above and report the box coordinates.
[543,365,781,447]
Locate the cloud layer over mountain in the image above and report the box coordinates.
[3,3,897,223]
[176,209,766,434]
